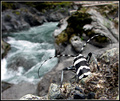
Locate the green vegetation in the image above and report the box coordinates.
[2,2,13,9]
[2,2,17,11]
[55,7,109,45]
[55,8,93,45]
[12,11,20,15]
[2,2,73,12]
[21,2,73,12]
[55,30,68,45]
[67,11,92,36]
[6,14,11,18]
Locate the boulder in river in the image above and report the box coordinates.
[1,39,11,58]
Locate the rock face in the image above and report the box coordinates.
[53,4,118,59]
[37,4,119,99]
[2,7,45,34]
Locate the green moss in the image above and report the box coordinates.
[55,30,68,45]
[95,35,109,43]
[22,2,72,12]
[15,11,20,15]
[12,11,20,15]
[2,2,14,10]
[6,14,11,18]
[66,10,92,36]
[94,4,118,21]
[20,8,28,12]
[55,8,93,45]
[55,6,110,45]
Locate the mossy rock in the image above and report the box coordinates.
[94,4,118,21]
[55,30,68,45]
[84,29,109,43]
[55,7,111,46]
[12,11,20,15]
[2,2,14,10]
[66,9,92,37]
[4,14,12,21]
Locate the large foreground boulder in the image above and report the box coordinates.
[2,82,37,100]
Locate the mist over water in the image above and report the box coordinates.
[1,22,58,84]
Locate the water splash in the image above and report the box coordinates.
[1,22,58,84]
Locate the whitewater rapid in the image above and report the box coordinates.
[1,22,58,84]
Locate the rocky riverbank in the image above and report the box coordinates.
[20,47,119,100]
[1,2,78,59]
[1,1,119,100]
[36,2,119,100]
[2,2,77,35]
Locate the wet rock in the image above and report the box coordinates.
[7,55,37,71]
[2,3,78,34]
[54,18,68,37]
[2,5,46,34]
[1,39,11,58]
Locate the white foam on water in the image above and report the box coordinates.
[1,22,59,84]
[1,58,7,80]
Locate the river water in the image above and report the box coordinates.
[1,22,58,84]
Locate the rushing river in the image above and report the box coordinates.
[1,22,58,84]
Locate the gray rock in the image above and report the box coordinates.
[37,58,75,97]
[1,39,11,58]
[1,81,14,92]
[2,82,37,100]
[86,9,118,43]
[99,48,118,63]
[2,7,44,34]
[54,18,68,37]
[48,83,61,99]
[70,35,83,52]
